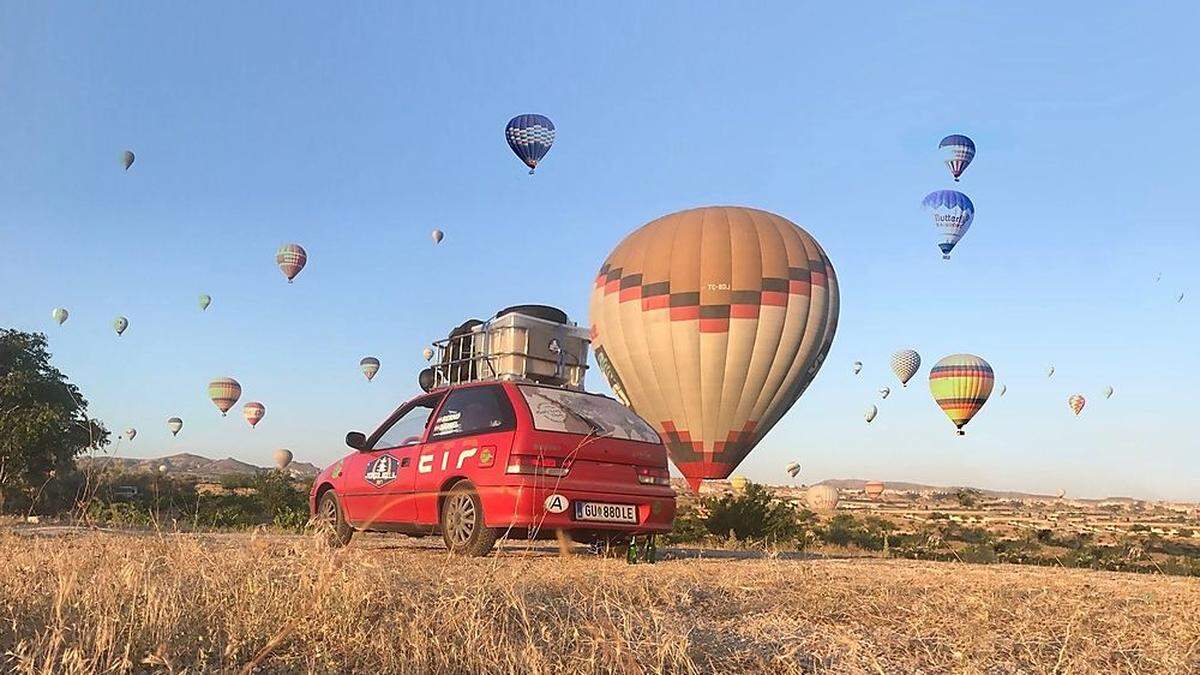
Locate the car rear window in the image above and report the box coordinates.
[518,385,661,444]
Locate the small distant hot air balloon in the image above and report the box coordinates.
[422,347,434,362]
[852,361,863,375]
[1046,365,1055,378]
[938,134,975,182]
[52,308,69,325]
[864,405,878,423]
[360,357,380,381]
[199,294,212,311]
[124,428,137,441]
[208,377,241,416]
[878,387,890,400]
[1178,292,1185,303]
[890,349,921,387]
[999,383,1007,397]
[1056,489,1066,499]
[1068,394,1086,416]
[273,448,293,470]
[785,462,801,479]
[276,244,307,283]
[1103,386,1114,399]
[729,476,750,493]
[158,464,167,474]
[431,229,444,245]
[1155,273,1162,283]
[167,417,183,437]
[864,481,885,499]
[243,402,266,429]
[121,150,135,171]
[923,190,974,260]
[806,485,839,512]
[929,354,994,435]
[505,114,555,174]
[113,316,129,336]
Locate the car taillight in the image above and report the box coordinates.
[636,466,671,486]
[505,453,571,478]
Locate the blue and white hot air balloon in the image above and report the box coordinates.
[939,134,975,182]
[505,114,555,174]
[923,190,975,260]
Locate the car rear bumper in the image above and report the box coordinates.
[476,481,675,535]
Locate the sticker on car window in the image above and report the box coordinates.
[432,410,462,437]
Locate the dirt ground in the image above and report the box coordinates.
[2,528,1199,674]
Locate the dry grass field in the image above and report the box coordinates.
[3,530,1200,674]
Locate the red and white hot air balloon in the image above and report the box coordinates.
[243,401,266,429]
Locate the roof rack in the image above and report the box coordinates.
[429,311,589,390]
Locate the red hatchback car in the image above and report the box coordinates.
[310,380,676,556]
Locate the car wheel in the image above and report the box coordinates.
[316,490,353,548]
[441,482,497,556]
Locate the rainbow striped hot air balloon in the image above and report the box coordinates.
[276,244,307,283]
[505,114,555,174]
[938,134,976,181]
[243,402,266,429]
[929,354,994,435]
[208,377,241,416]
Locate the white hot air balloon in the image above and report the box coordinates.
[432,229,444,245]
[273,448,294,470]
[422,347,434,362]
[806,485,840,512]
[889,349,921,387]
[852,361,863,375]
[878,386,890,400]
[1103,386,1114,400]
[1046,365,1055,378]
[785,462,801,479]
[52,308,69,325]
[864,405,878,424]
[167,417,183,437]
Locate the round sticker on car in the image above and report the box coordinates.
[544,494,569,514]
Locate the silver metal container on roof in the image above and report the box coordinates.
[429,305,589,391]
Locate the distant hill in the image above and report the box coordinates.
[79,452,321,479]
[670,477,1142,504]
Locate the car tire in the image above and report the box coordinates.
[316,490,353,548]
[441,482,497,556]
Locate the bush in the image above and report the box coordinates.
[702,483,807,544]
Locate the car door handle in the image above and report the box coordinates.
[401,457,411,468]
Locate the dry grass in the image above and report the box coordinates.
[2,531,1200,674]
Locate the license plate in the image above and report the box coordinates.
[574,501,638,524]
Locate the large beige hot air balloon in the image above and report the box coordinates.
[590,206,839,492]
[806,485,839,512]
[273,448,293,470]
[864,481,885,499]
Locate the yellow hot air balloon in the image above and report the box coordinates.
[590,206,839,493]
[729,475,749,493]
[929,354,994,435]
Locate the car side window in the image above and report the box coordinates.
[428,386,515,441]
[371,396,442,451]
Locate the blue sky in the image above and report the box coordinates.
[2,3,1197,499]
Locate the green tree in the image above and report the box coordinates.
[0,330,107,512]
[702,482,804,543]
